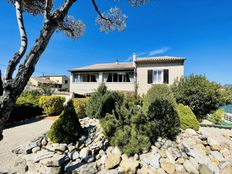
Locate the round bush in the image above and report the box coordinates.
[171,75,231,120]
[143,85,180,140]
[143,84,176,113]
[48,102,83,144]
[39,96,65,116]
[147,99,180,140]
[177,104,199,131]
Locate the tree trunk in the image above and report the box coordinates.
[0,19,58,140]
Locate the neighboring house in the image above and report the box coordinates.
[69,55,185,95]
[28,75,70,91]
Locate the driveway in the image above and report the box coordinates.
[0,118,53,173]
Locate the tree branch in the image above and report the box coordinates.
[5,0,27,80]
[91,0,112,23]
[44,0,53,22]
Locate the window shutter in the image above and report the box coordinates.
[147,70,153,84]
[163,69,169,84]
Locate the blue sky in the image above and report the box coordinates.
[0,0,232,84]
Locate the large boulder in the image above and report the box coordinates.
[183,160,199,174]
[160,161,175,174]
[119,154,139,174]
[105,152,121,169]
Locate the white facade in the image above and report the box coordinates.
[69,56,185,96]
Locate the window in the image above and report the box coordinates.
[153,70,162,84]
[103,72,134,83]
[73,73,99,82]
[65,80,68,84]
[147,69,169,84]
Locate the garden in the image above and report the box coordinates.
[11,75,232,173]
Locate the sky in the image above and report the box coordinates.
[0,0,232,84]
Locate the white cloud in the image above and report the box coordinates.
[126,47,170,61]
[147,47,170,56]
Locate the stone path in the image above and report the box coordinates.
[0,118,53,172]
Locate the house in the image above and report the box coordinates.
[28,75,70,91]
[69,55,185,95]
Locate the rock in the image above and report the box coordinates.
[68,145,76,152]
[98,149,105,157]
[211,151,224,162]
[80,147,91,159]
[176,158,185,164]
[14,157,28,173]
[64,159,84,173]
[134,154,139,161]
[183,160,199,174]
[100,154,108,164]
[32,146,41,153]
[68,151,80,160]
[97,169,118,174]
[33,150,55,163]
[138,166,148,174]
[189,157,199,170]
[79,162,98,174]
[175,164,186,173]
[112,146,122,155]
[185,128,197,136]
[44,167,62,174]
[119,154,139,174]
[199,164,214,174]
[210,157,220,166]
[40,154,67,167]
[53,143,67,152]
[195,143,206,156]
[105,152,121,169]
[160,161,175,174]
[42,138,48,146]
[221,162,232,174]
[150,154,160,169]
[207,137,221,151]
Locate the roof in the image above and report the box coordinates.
[135,56,185,63]
[70,56,185,72]
[69,62,134,72]
[32,77,58,84]
[40,75,69,78]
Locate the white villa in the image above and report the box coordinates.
[69,54,185,95]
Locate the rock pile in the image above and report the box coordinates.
[13,118,232,174]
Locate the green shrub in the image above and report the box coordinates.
[8,90,43,123]
[177,104,199,131]
[171,75,231,120]
[147,98,180,140]
[101,97,151,156]
[48,101,83,143]
[210,108,226,124]
[39,96,65,116]
[143,84,175,113]
[86,84,123,119]
[72,98,89,118]
[143,85,180,140]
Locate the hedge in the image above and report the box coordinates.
[39,96,65,116]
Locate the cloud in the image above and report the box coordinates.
[126,47,170,61]
[147,47,170,56]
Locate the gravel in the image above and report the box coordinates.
[0,118,53,173]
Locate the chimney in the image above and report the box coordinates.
[132,53,136,62]
[132,53,136,67]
